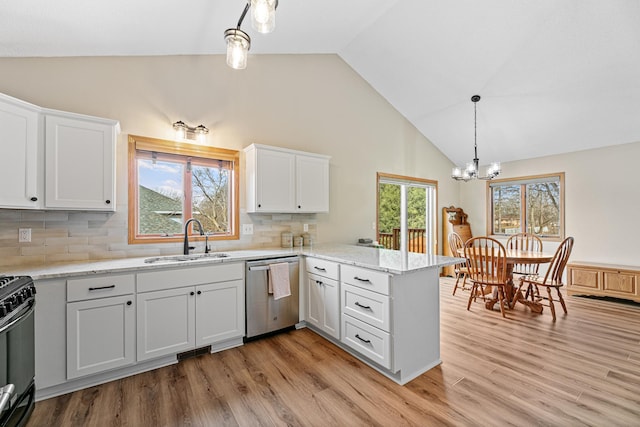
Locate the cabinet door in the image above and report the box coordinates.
[322,277,340,339]
[67,295,135,379]
[296,155,329,212]
[255,148,296,212]
[195,280,244,346]
[136,288,195,361]
[0,96,42,208]
[45,114,116,211]
[307,274,323,329]
[306,273,339,339]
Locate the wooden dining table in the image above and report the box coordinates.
[457,248,554,312]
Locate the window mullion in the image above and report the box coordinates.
[184,158,193,234]
[520,184,527,233]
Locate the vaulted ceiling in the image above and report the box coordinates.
[3,0,639,167]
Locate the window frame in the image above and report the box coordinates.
[486,172,565,241]
[127,134,240,244]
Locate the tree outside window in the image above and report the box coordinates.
[488,173,564,239]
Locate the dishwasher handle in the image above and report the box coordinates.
[248,260,299,272]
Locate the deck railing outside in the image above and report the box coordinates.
[378,228,427,253]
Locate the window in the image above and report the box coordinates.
[128,135,239,244]
[488,173,564,240]
[377,173,437,254]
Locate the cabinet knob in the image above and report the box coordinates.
[298,205,301,209]
[105,200,111,204]
[190,291,195,296]
[30,197,38,202]
[197,290,202,295]
[126,301,132,306]
[258,204,261,208]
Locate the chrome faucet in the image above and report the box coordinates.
[183,218,205,255]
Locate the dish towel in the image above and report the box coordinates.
[268,262,291,300]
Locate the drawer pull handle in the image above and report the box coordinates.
[316,280,323,286]
[354,301,372,310]
[354,276,371,283]
[88,285,116,291]
[313,266,326,272]
[355,334,371,344]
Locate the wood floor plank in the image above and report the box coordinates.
[28,277,640,426]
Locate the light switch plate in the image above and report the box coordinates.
[242,224,254,235]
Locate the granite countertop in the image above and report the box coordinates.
[5,244,463,280]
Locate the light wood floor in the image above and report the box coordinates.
[28,278,640,426]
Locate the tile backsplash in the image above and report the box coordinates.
[0,209,318,269]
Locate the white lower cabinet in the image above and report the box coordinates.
[66,274,136,380]
[306,273,340,339]
[340,265,392,369]
[305,257,340,339]
[136,287,195,361]
[136,263,245,362]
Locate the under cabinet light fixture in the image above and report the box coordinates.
[173,121,209,143]
[224,0,279,70]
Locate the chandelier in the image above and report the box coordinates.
[224,0,279,70]
[451,95,501,181]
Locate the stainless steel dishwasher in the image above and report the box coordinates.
[245,256,299,339]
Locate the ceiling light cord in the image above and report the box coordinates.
[236,3,250,29]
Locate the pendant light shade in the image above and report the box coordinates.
[224,28,251,70]
[250,0,277,33]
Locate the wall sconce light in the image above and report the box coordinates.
[173,121,209,144]
[224,0,279,70]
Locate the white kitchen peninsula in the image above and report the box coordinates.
[301,245,461,385]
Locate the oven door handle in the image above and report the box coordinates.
[0,383,15,413]
[0,300,35,335]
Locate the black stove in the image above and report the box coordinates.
[0,275,36,427]
[0,277,36,321]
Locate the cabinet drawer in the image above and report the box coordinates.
[137,262,244,293]
[603,271,636,295]
[341,265,390,295]
[342,284,390,332]
[341,315,391,369]
[569,268,600,290]
[67,274,135,302]
[305,257,339,281]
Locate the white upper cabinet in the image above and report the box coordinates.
[244,144,330,213]
[44,112,118,211]
[0,93,43,209]
[0,92,119,211]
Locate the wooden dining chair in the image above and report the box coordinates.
[448,232,470,295]
[464,237,508,318]
[514,236,574,321]
[506,232,543,301]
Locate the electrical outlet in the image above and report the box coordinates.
[242,224,254,235]
[303,224,309,232]
[19,228,31,243]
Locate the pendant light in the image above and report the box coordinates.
[451,95,501,181]
[224,1,279,70]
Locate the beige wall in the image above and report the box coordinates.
[0,54,459,268]
[459,141,640,266]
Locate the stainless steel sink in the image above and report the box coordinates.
[144,253,229,263]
